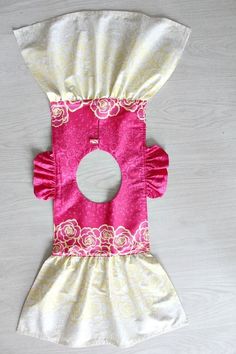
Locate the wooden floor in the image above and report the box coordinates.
[1,1,236,353]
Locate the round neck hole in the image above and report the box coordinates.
[76,149,122,203]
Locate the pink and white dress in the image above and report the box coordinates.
[13,10,191,347]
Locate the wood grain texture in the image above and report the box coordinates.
[0,1,236,353]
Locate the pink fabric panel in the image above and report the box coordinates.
[51,100,146,232]
[32,99,169,256]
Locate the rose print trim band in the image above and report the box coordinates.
[52,219,149,257]
[50,98,147,127]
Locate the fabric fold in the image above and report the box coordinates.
[145,144,169,198]
[33,151,56,200]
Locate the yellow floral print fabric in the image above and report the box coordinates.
[13,10,191,102]
[17,253,188,347]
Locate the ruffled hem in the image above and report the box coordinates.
[145,144,169,198]
[17,253,188,347]
[33,151,56,200]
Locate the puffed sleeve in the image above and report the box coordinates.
[145,144,169,198]
[33,151,56,200]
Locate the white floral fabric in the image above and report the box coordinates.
[17,253,188,347]
[13,10,191,102]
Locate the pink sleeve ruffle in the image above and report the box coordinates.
[145,144,169,198]
[33,151,56,200]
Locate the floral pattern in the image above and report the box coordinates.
[134,220,149,251]
[67,99,84,112]
[119,99,141,112]
[90,98,120,119]
[54,219,80,247]
[50,101,69,127]
[50,98,147,127]
[52,219,149,256]
[136,101,147,121]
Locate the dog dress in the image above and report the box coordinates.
[13,10,191,347]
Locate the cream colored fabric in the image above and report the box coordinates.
[17,253,188,347]
[13,10,191,102]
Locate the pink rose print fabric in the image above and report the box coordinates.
[90,98,120,119]
[52,220,149,256]
[50,98,147,126]
[33,98,169,256]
